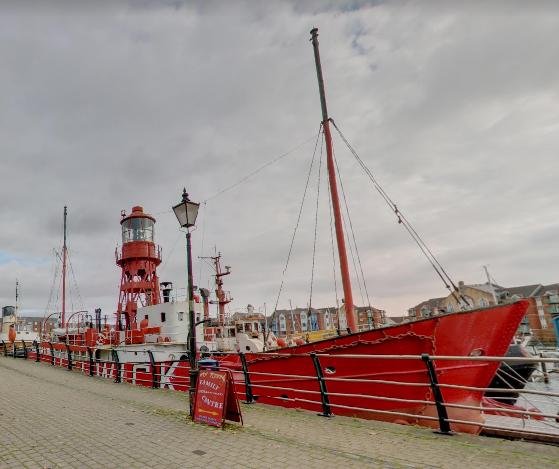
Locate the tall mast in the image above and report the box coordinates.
[62,206,67,327]
[212,253,231,326]
[310,28,356,332]
[483,265,498,305]
[15,279,19,317]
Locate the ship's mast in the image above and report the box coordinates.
[61,206,67,327]
[15,279,19,318]
[483,265,498,305]
[212,254,231,326]
[310,28,356,333]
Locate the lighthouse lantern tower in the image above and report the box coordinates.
[115,206,162,330]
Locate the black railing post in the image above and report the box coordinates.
[147,350,158,389]
[65,344,73,370]
[310,352,332,417]
[421,353,452,435]
[21,340,27,359]
[239,352,255,404]
[87,347,94,376]
[2,340,6,357]
[34,340,40,362]
[48,342,55,365]
[112,349,121,383]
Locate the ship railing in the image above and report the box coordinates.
[7,346,559,443]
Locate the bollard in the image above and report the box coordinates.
[421,353,452,435]
[239,352,255,404]
[21,340,27,359]
[310,352,332,417]
[1,340,6,357]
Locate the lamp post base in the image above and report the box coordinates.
[189,367,199,417]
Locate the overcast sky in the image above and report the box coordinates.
[1,1,558,320]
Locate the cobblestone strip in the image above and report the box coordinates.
[0,358,558,468]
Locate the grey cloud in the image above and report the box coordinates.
[1,1,558,317]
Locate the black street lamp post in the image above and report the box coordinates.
[172,188,200,417]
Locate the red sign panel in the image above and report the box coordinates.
[193,369,242,427]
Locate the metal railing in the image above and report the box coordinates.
[2,341,558,443]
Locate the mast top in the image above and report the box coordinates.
[310,27,330,123]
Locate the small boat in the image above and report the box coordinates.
[486,343,538,404]
[0,283,40,347]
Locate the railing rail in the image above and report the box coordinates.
[4,343,559,443]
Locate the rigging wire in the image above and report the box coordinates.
[272,125,323,315]
[327,167,340,313]
[308,131,324,310]
[44,248,60,315]
[332,140,372,310]
[330,118,467,307]
[149,134,319,217]
[68,252,85,312]
[203,134,319,204]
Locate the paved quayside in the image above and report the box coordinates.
[0,358,558,468]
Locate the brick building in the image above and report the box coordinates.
[269,305,386,337]
[408,281,559,345]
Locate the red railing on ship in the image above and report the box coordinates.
[2,339,558,443]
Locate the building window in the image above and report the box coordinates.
[479,298,488,307]
[279,314,286,332]
[177,311,184,321]
[548,294,559,304]
[324,312,330,328]
[310,313,318,331]
[300,312,308,331]
[446,303,454,313]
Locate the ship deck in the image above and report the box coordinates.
[1,357,558,468]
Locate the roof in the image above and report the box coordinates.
[411,297,445,311]
[496,284,543,298]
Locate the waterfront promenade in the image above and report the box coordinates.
[0,358,558,468]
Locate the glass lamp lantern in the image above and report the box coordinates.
[173,188,200,228]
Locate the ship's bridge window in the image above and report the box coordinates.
[161,312,166,323]
[122,217,155,243]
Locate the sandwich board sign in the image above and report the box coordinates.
[193,369,242,427]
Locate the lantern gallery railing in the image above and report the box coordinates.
[1,341,558,443]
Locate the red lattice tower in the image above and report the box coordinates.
[115,206,161,330]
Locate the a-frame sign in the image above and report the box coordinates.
[193,369,242,427]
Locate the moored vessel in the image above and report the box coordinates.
[31,28,531,435]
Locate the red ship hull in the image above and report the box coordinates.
[29,300,527,435]
[218,300,528,434]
